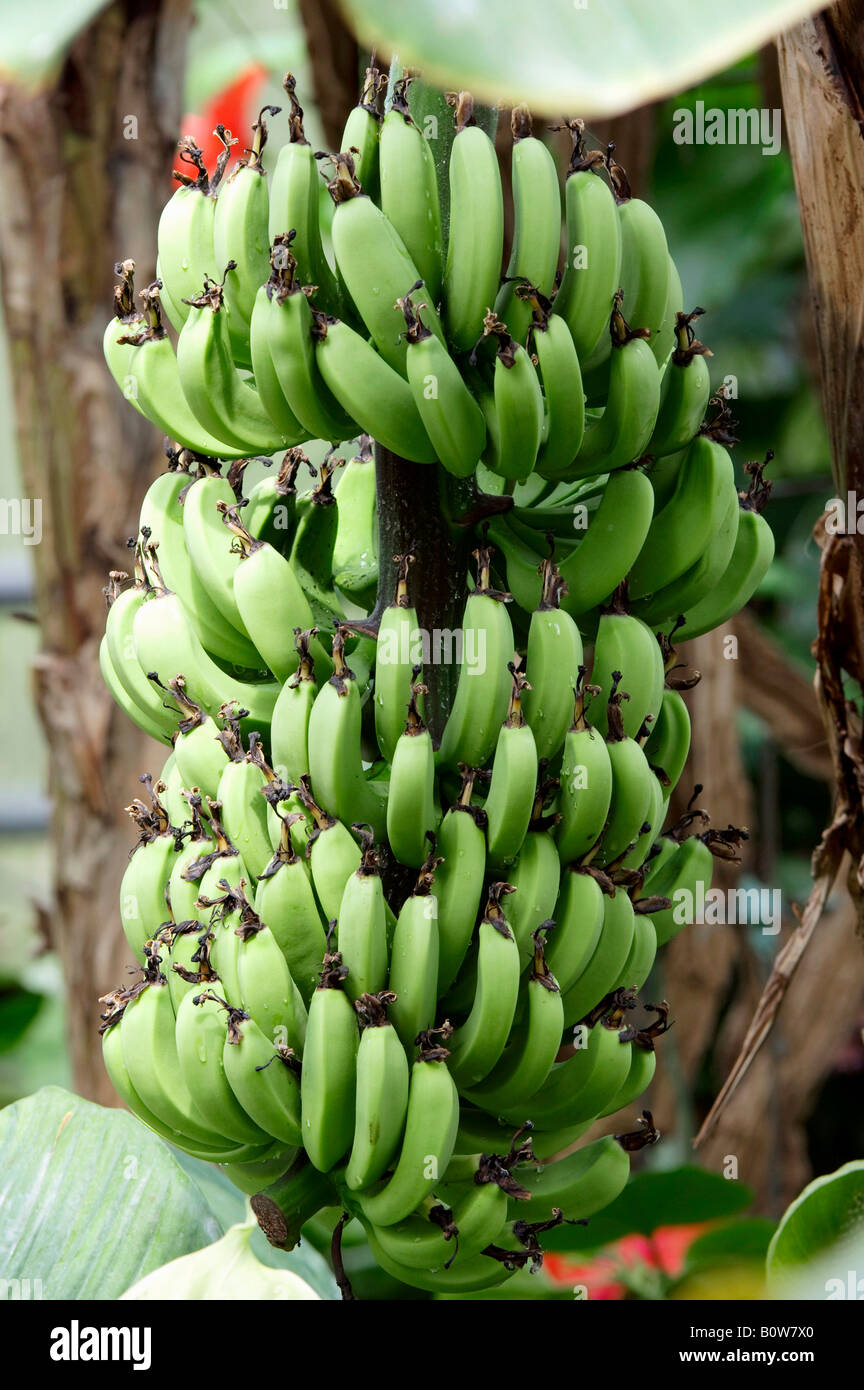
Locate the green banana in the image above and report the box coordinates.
[328,152,444,374]
[484,665,538,872]
[102,259,145,413]
[553,125,621,370]
[430,766,487,995]
[545,867,606,995]
[156,137,226,331]
[356,1028,460,1227]
[100,634,169,743]
[339,65,386,201]
[494,105,561,348]
[443,94,504,354]
[169,678,231,797]
[307,627,387,840]
[336,830,389,1001]
[332,436,378,600]
[212,109,279,361]
[569,297,660,478]
[216,738,274,883]
[598,1038,657,1118]
[637,831,715,946]
[555,466,655,619]
[104,569,181,739]
[222,1006,303,1147]
[268,76,341,312]
[254,807,328,1005]
[363,1169,509,1273]
[165,792,215,923]
[643,687,691,797]
[555,684,613,866]
[447,885,522,1088]
[387,671,439,870]
[648,309,712,456]
[388,855,441,1053]
[234,901,308,1056]
[521,558,584,762]
[589,605,665,740]
[119,778,179,961]
[507,821,561,968]
[561,889,637,1028]
[525,293,586,477]
[270,630,317,788]
[464,928,563,1114]
[379,78,444,303]
[515,1133,630,1224]
[613,908,657,991]
[610,153,671,363]
[400,294,486,478]
[300,950,359,1172]
[627,434,736,600]
[374,553,425,763]
[297,778,362,922]
[360,1222,514,1294]
[181,472,257,645]
[175,986,272,1144]
[635,483,740,626]
[437,548,515,770]
[516,1018,632,1129]
[592,681,655,868]
[344,990,410,1191]
[196,853,251,1006]
[477,313,544,482]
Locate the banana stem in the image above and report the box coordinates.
[251,1154,338,1250]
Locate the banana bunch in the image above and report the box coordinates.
[98,66,771,1295]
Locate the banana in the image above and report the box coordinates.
[507,821,561,968]
[216,738,275,883]
[102,260,145,415]
[356,1027,460,1227]
[360,1222,514,1293]
[270,630,318,787]
[592,681,655,867]
[328,151,444,374]
[212,109,280,361]
[555,684,613,866]
[336,830,389,1001]
[297,779,362,922]
[287,458,344,619]
[234,907,308,1057]
[447,885,522,1088]
[254,808,328,1005]
[156,137,226,330]
[253,235,355,444]
[333,436,378,601]
[627,434,736,600]
[196,855,251,1006]
[100,634,168,743]
[609,154,671,364]
[648,309,712,456]
[176,270,291,454]
[598,1038,657,1118]
[477,312,545,482]
[312,308,436,463]
[243,449,303,549]
[524,292,585,478]
[307,627,387,840]
[621,767,665,870]
[163,915,217,1015]
[494,105,561,348]
[443,93,504,353]
[119,782,179,961]
[521,558,584,762]
[374,553,425,763]
[517,1018,632,1129]
[301,950,359,1172]
[175,986,272,1144]
[552,466,655,620]
[139,462,262,669]
[545,867,606,995]
[638,831,715,946]
[248,282,314,445]
[221,503,320,683]
[672,457,775,640]
[635,485,740,627]
[613,908,657,991]
[132,588,279,735]
[268,76,341,313]
[569,297,660,478]
[379,77,445,303]
[552,124,621,371]
[169,679,231,797]
[465,928,564,1114]
[158,751,190,827]
[181,471,257,645]
[344,991,411,1191]
[643,687,691,797]
[515,1133,630,1224]
[388,855,441,1053]
[589,605,665,740]
[430,766,487,995]
[222,1006,303,1147]
[339,65,386,200]
[165,792,215,923]
[484,665,538,872]
[108,284,246,458]
[101,1003,211,1153]
[387,672,439,869]
[437,547,515,770]
[104,569,181,739]
[561,888,637,1028]
[400,294,486,478]
[654,254,684,371]
[364,1170,509,1272]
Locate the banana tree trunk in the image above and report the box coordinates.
[0,0,193,1103]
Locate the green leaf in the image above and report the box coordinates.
[767,1160,864,1296]
[0,1086,221,1299]
[340,0,820,117]
[684,1217,777,1274]
[541,1166,753,1252]
[0,0,109,89]
[0,986,43,1054]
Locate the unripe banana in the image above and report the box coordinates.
[268,77,341,313]
[339,65,386,200]
[169,679,231,798]
[569,297,660,478]
[307,627,387,840]
[443,94,504,354]
[515,1133,630,1224]
[494,105,561,348]
[222,1006,303,1148]
[104,569,181,740]
[643,687,691,798]
[648,309,712,456]
[344,991,410,1191]
[555,684,613,866]
[545,867,606,995]
[525,293,585,478]
[430,766,487,995]
[521,558,584,763]
[388,854,441,1053]
[437,547,515,770]
[593,681,655,868]
[254,806,328,1006]
[216,737,274,884]
[484,665,538,872]
[301,950,359,1172]
[235,907,308,1057]
[295,778,362,922]
[589,604,665,741]
[379,78,444,303]
[387,672,440,869]
[478,312,544,482]
[336,830,389,1001]
[561,888,637,1028]
[332,435,378,601]
[447,884,522,1088]
[507,821,561,968]
[374,553,425,764]
[400,294,486,478]
[356,1027,460,1228]
[609,154,671,364]
[212,109,280,362]
[175,986,272,1144]
[553,125,621,370]
[157,137,225,331]
[119,782,179,961]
